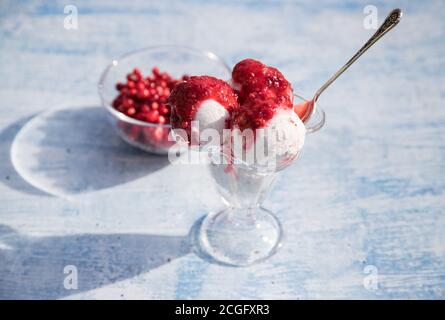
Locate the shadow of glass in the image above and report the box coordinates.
[10,106,169,197]
[0,224,190,299]
[0,115,49,196]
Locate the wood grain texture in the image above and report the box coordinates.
[0,0,444,299]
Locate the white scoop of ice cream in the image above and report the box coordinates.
[191,99,230,147]
[263,109,306,155]
[232,109,306,170]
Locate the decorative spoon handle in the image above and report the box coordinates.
[312,8,403,103]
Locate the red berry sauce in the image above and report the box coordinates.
[231,59,294,131]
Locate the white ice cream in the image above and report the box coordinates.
[262,109,306,155]
[191,99,230,147]
[232,109,306,170]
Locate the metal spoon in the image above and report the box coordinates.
[296,8,403,123]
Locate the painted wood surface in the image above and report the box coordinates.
[0,0,444,299]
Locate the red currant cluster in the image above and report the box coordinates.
[111,67,188,153]
[112,67,189,124]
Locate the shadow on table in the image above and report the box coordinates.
[0,106,169,197]
[0,224,190,299]
[0,114,48,196]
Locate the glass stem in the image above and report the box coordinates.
[224,172,278,225]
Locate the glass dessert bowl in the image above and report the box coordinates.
[98,45,231,154]
[198,94,325,267]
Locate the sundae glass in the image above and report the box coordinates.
[168,58,325,266]
[198,95,325,266]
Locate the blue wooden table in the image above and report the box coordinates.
[0,0,444,299]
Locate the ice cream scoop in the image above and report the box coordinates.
[168,76,238,145]
[232,58,293,107]
[194,99,230,133]
[230,59,305,168]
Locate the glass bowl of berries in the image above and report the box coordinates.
[98,45,232,154]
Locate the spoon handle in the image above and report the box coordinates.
[313,8,403,103]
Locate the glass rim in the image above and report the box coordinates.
[294,93,325,133]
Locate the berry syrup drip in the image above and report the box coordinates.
[112,67,189,125]
[167,76,238,137]
[231,98,280,131]
[231,59,294,131]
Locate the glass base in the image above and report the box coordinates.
[198,207,283,267]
